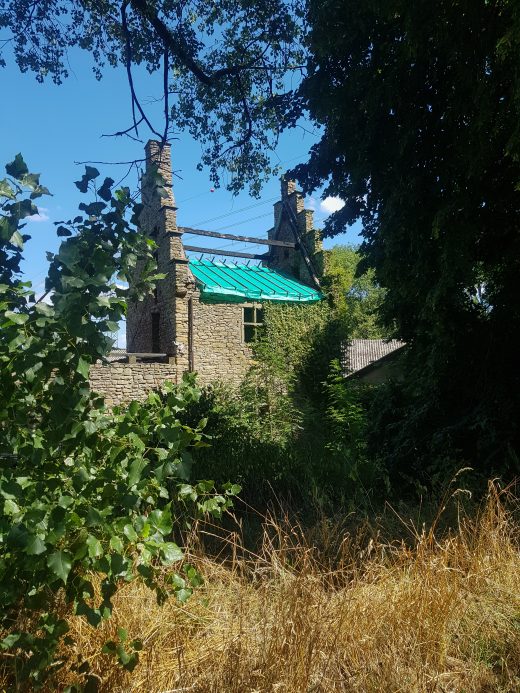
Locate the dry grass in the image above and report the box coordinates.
[4,482,520,692]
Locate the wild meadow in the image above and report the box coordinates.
[3,482,518,692]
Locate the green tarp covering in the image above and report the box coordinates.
[189,259,322,303]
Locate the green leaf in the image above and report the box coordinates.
[3,498,20,515]
[177,452,193,481]
[128,400,140,417]
[128,457,146,486]
[175,588,192,604]
[161,542,184,565]
[35,302,54,316]
[128,432,145,452]
[84,165,99,180]
[86,507,104,527]
[102,640,117,654]
[6,153,28,179]
[58,495,74,508]
[4,310,29,325]
[74,166,99,193]
[0,178,16,199]
[78,201,106,217]
[109,536,124,552]
[184,564,204,588]
[149,504,173,535]
[86,534,103,559]
[1,633,21,650]
[47,550,73,584]
[98,177,115,202]
[122,524,138,543]
[76,356,90,379]
[9,230,24,249]
[25,535,46,556]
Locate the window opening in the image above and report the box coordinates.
[243,305,263,343]
[151,312,160,352]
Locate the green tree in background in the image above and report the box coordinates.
[323,245,390,340]
[294,0,520,475]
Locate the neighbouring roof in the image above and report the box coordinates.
[189,259,322,303]
[342,339,406,376]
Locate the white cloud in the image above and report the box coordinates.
[27,207,50,223]
[320,196,345,215]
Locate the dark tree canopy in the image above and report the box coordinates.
[294,0,520,472]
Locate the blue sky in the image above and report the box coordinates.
[1,46,361,344]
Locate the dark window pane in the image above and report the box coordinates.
[244,307,254,323]
[255,308,264,324]
[244,325,256,343]
[151,313,160,352]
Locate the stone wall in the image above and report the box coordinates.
[191,299,254,386]
[90,362,178,407]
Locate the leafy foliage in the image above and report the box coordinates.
[0,0,305,195]
[323,246,391,340]
[0,157,237,687]
[185,249,390,506]
[322,361,388,507]
[295,0,520,475]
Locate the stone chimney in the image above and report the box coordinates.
[268,174,321,286]
[126,141,194,371]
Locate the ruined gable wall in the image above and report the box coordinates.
[268,178,322,285]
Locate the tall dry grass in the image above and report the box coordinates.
[3,482,520,692]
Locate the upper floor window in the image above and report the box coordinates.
[243,305,264,343]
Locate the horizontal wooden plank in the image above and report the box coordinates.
[182,245,268,260]
[178,226,296,249]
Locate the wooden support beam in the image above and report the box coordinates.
[177,226,296,249]
[282,200,321,290]
[182,245,268,261]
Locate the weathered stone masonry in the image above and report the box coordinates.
[90,361,178,408]
[90,140,321,405]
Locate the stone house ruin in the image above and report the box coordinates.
[90,140,323,404]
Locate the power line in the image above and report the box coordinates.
[210,211,273,233]
[190,195,278,228]
[176,148,314,208]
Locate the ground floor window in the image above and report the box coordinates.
[151,312,160,352]
[243,305,264,343]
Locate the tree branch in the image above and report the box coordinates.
[162,45,170,143]
[121,0,163,140]
[101,115,145,141]
[129,0,262,87]
[216,73,253,160]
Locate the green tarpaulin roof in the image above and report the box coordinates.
[189,259,322,303]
